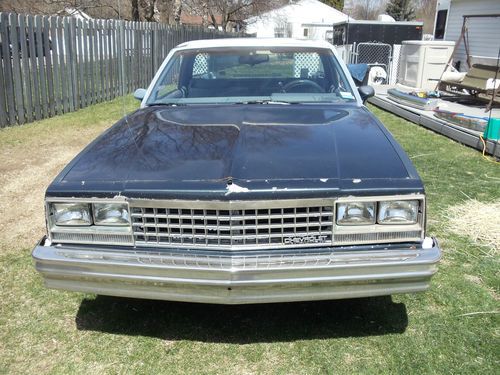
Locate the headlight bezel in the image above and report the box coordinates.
[45,197,133,246]
[335,197,423,226]
[47,200,132,228]
[334,194,425,245]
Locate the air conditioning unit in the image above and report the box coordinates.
[397,40,455,90]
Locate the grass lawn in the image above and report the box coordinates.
[0,98,498,374]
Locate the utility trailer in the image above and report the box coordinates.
[329,20,423,46]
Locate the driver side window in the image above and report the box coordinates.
[153,55,182,100]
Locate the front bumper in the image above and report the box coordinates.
[32,237,441,304]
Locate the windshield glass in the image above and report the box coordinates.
[146,47,356,105]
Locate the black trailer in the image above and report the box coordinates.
[330,20,423,46]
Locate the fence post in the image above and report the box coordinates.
[18,14,33,122]
[35,15,49,117]
[118,20,126,97]
[64,17,75,111]
[56,16,68,113]
[0,14,8,127]
[88,19,96,105]
[1,13,16,125]
[43,16,55,117]
[49,16,61,115]
[151,23,156,77]
[9,13,25,124]
[82,18,90,107]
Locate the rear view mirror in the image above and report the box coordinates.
[239,53,269,66]
[358,85,375,103]
[134,88,147,101]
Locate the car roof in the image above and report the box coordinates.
[176,38,334,50]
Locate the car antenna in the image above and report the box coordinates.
[118,0,127,124]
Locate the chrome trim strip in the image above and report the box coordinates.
[129,198,335,210]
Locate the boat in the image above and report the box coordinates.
[433,109,488,133]
[387,88,439,110]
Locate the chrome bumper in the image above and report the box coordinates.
[32,237,441,304]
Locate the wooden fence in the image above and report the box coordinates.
[0,12,241,127]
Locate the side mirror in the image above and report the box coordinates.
[133,88,147,101]
[358,85,375,103]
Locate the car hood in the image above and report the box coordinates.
[49,104,423,199]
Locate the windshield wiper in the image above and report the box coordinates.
[147,102,186,107]
[234,99,291,105]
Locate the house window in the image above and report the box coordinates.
[434,10,447,39]
[303,28,309,37]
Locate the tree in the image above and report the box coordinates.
[131,0,140,21]
[0,0,125,18]
[349,0,385,20]
[319,0,344,11]
[185,0,286,32]
[139,0,160,22]
[414,0,437,34]
[173,0,182,24]
[386,0,416,21]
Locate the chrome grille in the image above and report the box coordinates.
[131,202,334,250]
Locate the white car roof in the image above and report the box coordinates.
[176,38,334,50]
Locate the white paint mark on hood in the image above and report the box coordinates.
[225,183,249,195]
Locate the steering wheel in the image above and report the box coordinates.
[282,79,324,93]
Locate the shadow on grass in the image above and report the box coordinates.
[76,296,408,343]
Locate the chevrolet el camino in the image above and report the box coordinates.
[32,38,441,304]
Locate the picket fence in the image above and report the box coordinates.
[0,12,242,127]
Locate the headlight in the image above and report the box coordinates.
[93,203,129,226]
[378,200,419,224]
[51,203,91,226]
[336,202,375,225]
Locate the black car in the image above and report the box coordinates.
[33,39,441,304]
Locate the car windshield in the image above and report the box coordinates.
[145,47,356,105]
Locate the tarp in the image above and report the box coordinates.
[347,63,369,84]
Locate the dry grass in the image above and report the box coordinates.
[0,97,138,255]
[446,199,500,255]
[0,147,77,252]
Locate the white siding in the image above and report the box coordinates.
[245,0,349,40]
[444,0,500,71]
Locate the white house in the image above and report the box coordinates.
[433,0,500,70]
[245,0,352,41]
[59,7,93,20]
